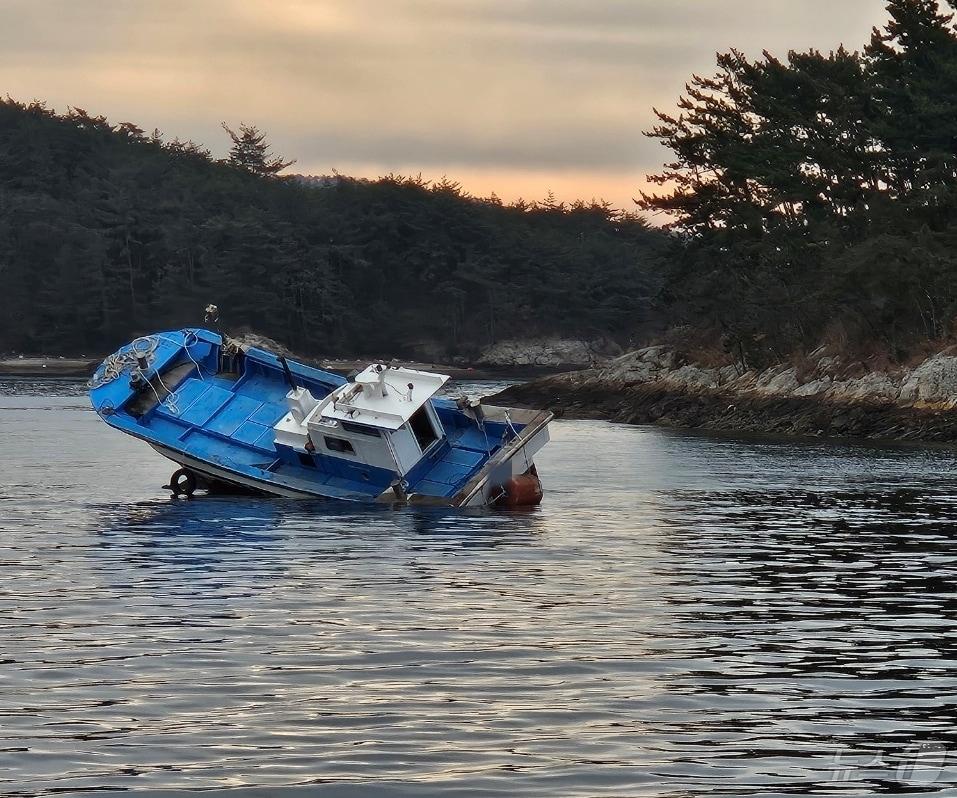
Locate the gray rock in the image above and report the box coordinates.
[899,355,957,405]
[717,365,742,384]
[599,360,658,384]
[664,364,721,390]
[479,338,617,368]
[756,366,799,395]
[816,356,839,373]
[793,377,832,397]
[230,331,295,357]
[636,346,677,370]
[830,373,900,402]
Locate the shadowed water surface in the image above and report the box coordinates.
[2,379,957,796]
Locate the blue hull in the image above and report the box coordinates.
[89,330,550,506]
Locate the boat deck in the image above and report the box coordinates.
[147,362,499,500]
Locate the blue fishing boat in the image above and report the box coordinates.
[88,329,552,507]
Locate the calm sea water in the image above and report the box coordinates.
[3,378,957,796]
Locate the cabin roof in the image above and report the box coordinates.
[318,364,449,430]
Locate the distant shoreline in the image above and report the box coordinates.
[0,355,560,381]
[0,358,100,378]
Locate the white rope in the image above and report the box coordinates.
[153,331,206,382]
[384,379,413,401]
[151,367,181,415]
[143,370,180,415]
[87,331,204,415]
[87,336,159,389]
[480,419,491,454]
[504,409,520,439]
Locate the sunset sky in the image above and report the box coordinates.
[2,0,888,210]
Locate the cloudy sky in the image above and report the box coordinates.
[2,0,889,209]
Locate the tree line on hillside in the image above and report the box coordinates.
[0,100,664,357]
[642,0,957,365]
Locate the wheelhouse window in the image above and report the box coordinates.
[324,436,355,454]
[408,406,439,452]
[340,421,380,437]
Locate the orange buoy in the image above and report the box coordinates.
[492,465,543,508]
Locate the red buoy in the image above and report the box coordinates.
[492,465,543,508]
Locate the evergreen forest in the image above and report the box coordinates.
[0,104,663,357]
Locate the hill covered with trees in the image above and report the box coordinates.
[642,0,957,366]
[0,100,664,358]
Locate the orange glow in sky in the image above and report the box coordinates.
[0,0,888,210]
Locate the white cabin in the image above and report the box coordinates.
[273,364,449,475]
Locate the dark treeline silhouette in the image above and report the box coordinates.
[642,0,957,365]
[0,100,664,357]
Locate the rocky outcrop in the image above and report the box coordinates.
[898,354,957,405]
[478,337,621,369]
[230,331,296,357]
[489,346,957,442]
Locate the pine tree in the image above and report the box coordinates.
[221,122,295,177]
[866,0,957,202]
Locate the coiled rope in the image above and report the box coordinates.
[88,331,205,416]
[87,336,159,390]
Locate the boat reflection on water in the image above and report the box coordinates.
[83,496,547,620]
[95,496,288,543]
[89,497,291,583]
[91,494,545,564]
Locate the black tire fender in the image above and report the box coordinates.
[169,468,198,497]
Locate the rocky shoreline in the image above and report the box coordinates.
[489,345,957,443]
